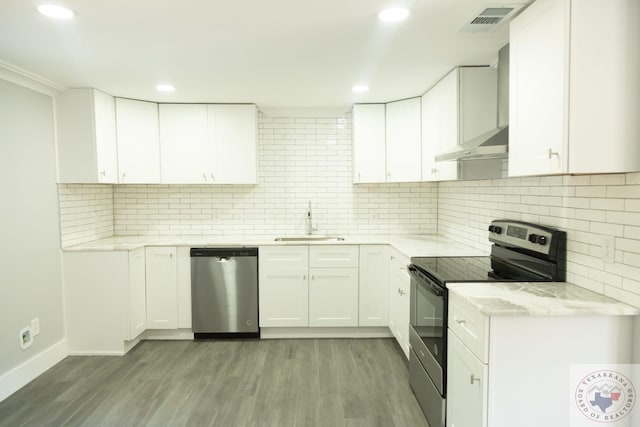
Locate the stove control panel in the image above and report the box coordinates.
[488,219,565,256]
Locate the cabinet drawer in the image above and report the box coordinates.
[259,246,309,268]
[309,245,358,268]
[448,292,489,363]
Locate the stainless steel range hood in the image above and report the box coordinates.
[435,44,509,162]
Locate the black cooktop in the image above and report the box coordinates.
[410,256,549,284]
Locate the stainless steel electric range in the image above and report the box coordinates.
[407,219,566,427]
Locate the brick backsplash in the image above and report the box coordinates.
[58,184,114,247]
[438,173,640,307]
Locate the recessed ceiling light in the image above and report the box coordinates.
[378,7,410,22]
[37,4,75,20]
[156,84,175,93]
[352,85,370,93]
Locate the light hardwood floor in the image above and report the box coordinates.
[0,339,429,427]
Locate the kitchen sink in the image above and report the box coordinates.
[274,236,345,242]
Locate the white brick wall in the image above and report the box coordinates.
[111,112,438,236]
[58,184,114,247]
[438,173,640,307]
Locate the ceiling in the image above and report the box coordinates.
[0,0,531,109]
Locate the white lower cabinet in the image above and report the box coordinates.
[145,247,178,329]
[358,245,390,326]
[259,246,310,327]
[388,248,410,358]
[63,248,146,354]
[259,245,360,328]
[446,291,634,427]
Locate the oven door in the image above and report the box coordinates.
[408,264,447,396]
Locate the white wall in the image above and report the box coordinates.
[438,174,640,308]
[0,79,65,383]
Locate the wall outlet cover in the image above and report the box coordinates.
[20,326,33,350]
[31,318,40,336]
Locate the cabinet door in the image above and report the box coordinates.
[447,332,488,427]
[145,247,178,329]
[309,268,358,327]
[385,97,422,182]
[208,104,257,184]
[93,90,118,183]
[438,69,460,153]
[258,246,309,327]
[421,89,458,182]
[353,104,386,183]
[358,245,389,326]
[159,104,209,183]
[508,0,568,177]
[128,247,146,340]
[116,98,161,183]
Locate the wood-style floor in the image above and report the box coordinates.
[0,339,429,427]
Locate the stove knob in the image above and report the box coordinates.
[493,226,502,234]
[537,235,548,246]
[528,234,538,243]
[488,225,495,232]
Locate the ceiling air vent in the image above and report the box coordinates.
[458,6,523,33]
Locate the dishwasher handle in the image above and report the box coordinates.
[190,247,258,258]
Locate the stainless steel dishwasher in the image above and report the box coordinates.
[190,248,259,339]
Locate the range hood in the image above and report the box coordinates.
[435,44,509,162]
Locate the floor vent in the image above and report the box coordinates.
[458,6,523,33]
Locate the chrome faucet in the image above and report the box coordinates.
[306,200,318,235]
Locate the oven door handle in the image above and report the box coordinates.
[408,265,445,297]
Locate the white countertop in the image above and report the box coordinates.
[448,282,640,316]
[62,234,487,259]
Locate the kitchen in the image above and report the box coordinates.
[1,0,640,426]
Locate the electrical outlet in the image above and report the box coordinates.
[19,326,33,350]
[601,235,615,263]
[31,318,40,336]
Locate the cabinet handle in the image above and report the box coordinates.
[470,374,480,384]
[100,170,106,176]
[399,289,406,296]
[456,318,466,326]
[302,275,306,281]
[121,172,126,181]
[203,173,207,181]
[210,173,215,182]
[548,149,559,159]
[312,275,315,280]
[358,172,361,181]
[169,253,173,258]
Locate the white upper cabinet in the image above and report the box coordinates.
[158,104,257,184]
[55,88,118,183]
[421,67,498,182]
[352,104,386,183]
[209,104,257,184]
[115,98,161,183]
[159,104,209,183]
[509,0,640,177]
[385,97,422,182]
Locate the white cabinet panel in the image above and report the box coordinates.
[128,248,147,340]
[210,104,257,184]
[159,104,209,183]
[352,104,386,183]
[115,98,160,183]
[447,332,488,427]
[145,247,178,329]
[259,246,309,327]
[55,88,118,183]
[385,97,422,182]
[309,267,358,327]
[176,247,192,329]
[309,245,358,268]
[509,0,640,176]
[388,248,410,358]
[358,245,389,327]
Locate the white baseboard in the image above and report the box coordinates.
[141,329,194,340]
[260,327,393,339]
[0,339,68,403]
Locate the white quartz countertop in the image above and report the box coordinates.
[62,234,487,259]
[448,282,640,316]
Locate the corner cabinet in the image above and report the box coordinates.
[509,0,640,177]
[358,245,389,326]
[158,104,257,184]
[55,88,118,183]
[115,98,161,183]
[352,104,386,183]
[385,97,422,183]
[446,291,634,427]
[63,248,146,355]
